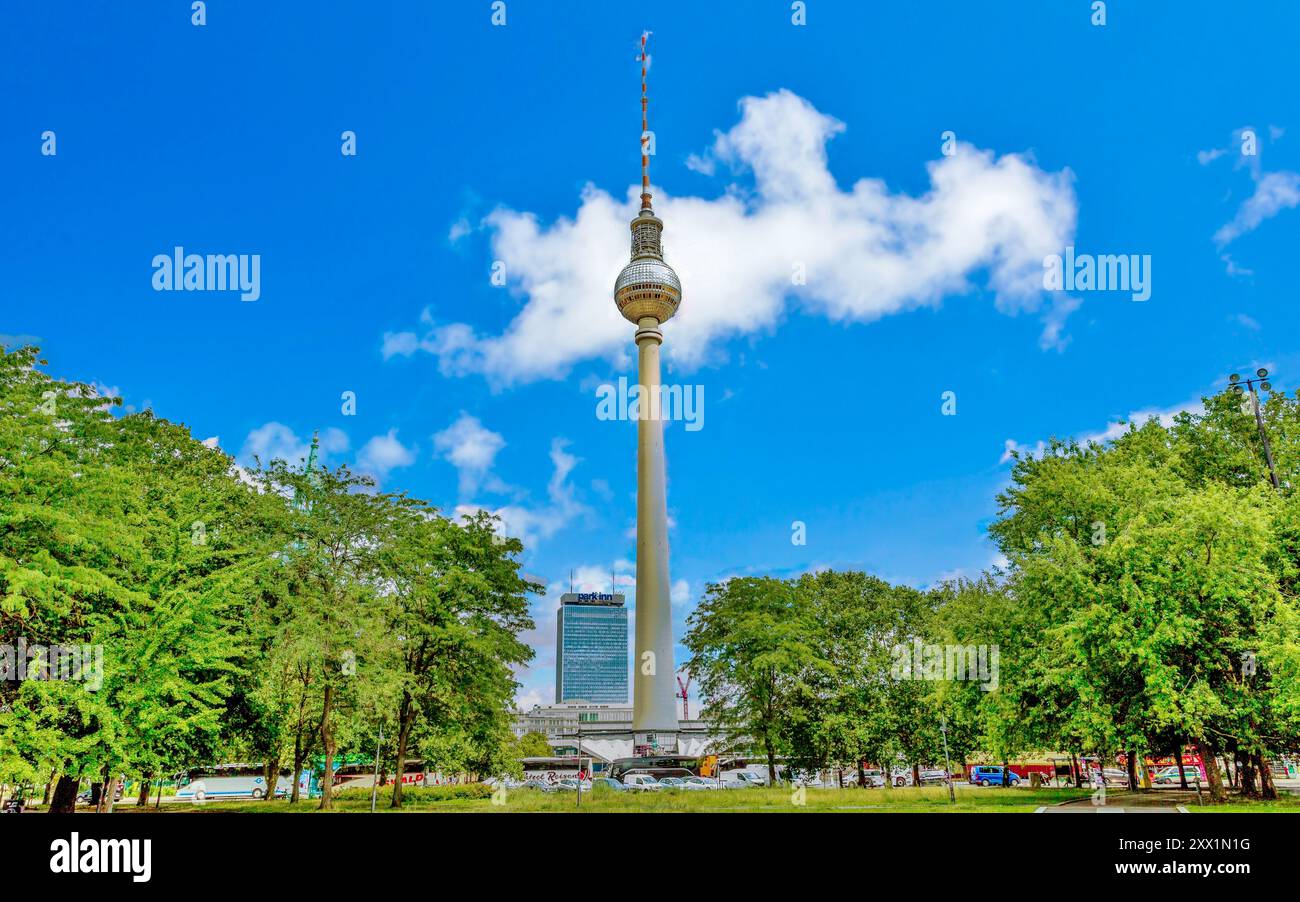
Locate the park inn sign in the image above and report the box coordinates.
[560,593,625,606]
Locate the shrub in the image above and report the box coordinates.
[333,783,493,804]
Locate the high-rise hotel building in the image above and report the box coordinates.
[555,593,628,704]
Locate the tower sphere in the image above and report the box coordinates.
[614,209,681,324]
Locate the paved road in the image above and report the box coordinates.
[1039,804,1186,813]
[1039,791,1191,814]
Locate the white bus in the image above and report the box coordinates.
[175,764,311,802]
[330,760,431,791]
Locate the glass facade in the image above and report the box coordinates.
[555,600,628,704]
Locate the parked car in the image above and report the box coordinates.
[555,778,591,793]
[1152,766,1201,785]
[858,769,886,788]
[591,777,626,791]
[918,769,951,785]
[657,777,687,790]
[681,776,722,791]
[76,784,124,805]
[721,771,766,788]
[622,773,663,791]
[968,765,1020,786]
[1102,768,1130,786]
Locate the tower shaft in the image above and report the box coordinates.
[632,317,678,734]
[615,31,681,746]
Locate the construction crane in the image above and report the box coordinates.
[676,672,691,720]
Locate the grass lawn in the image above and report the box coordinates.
[109,784,1095,813]
[1184,794,1300,813]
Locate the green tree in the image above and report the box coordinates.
[684,577,821,783]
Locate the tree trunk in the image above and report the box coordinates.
[1125,751,1139,791]
[137,773,152,806]
[912,763,921,787]
[1255,753,1277,800]
[1222,753,1235,788]
[48,775,80,814]
[1070,752,1082,788]
[103,775,119,814]
[1174,746,1188,790]
[391,694,414,808]
[89,781,103,810]
[764,734,777,785]
[1001,757,1010,788]
[1240,755,1259,798]
[318,684,335,811]
[263,756,280,801]
[1200,739,1227,802]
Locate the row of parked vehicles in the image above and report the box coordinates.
[494,770,769,793]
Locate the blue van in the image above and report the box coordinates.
[968,765,1020,786]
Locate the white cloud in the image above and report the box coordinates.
[1038,294,1082,352]
[1000,397,1205,464]
[671,578,692,608]
[515,687,549,712]
[381,331,420,359]
[1214,169,1300,246]
[433,412,507,496]
[89,381,122,401]
[1200,126,1300,265]
[454,437,587,547]
[448,216,472,243]
[355,429,417,481]
[239,422,349,467]
[385,89,1078,385]
[999,437,1044,464]
[1079,399,1206,447]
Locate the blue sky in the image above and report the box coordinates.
[4,2,1299,711]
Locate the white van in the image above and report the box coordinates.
[622,773,662,791]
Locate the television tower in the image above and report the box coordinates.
[614,31,681,742]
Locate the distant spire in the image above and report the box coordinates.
[292,430,321,514]
[639,31,652,211]
[305,429,320,475]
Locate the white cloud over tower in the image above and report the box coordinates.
[386,89,1079,384]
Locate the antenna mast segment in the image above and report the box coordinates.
[640,32,652,211]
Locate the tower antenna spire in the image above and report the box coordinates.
[640,31,652,211]
[614,31,681,742]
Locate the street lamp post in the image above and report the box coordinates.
[1229,369,1280,489]
[940,717,956,804]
